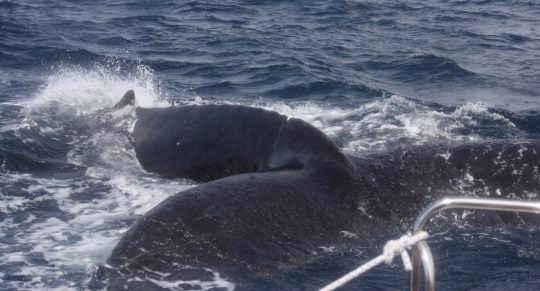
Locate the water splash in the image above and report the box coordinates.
[257,95,521,152]
[25,62,166,114]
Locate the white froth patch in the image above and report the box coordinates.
[142,268,235,291]
[453,102,514,125]
[256,95,518,152]
[319,246,336,253]
[24,64,166,115]
[339,231,358,239]
[0,169,192,289]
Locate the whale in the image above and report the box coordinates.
[92,91,540,290]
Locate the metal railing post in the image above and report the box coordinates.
[410,241,435,291]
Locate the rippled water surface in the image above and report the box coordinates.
[1,0,540,290]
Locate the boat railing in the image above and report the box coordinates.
[410,197,540,291]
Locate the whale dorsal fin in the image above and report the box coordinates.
[112,90,135,110]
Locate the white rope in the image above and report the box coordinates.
[319,231,429,291]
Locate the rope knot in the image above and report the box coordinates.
[382,231,429,271]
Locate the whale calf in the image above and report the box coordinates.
[93,91,540,290]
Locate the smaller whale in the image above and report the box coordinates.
[92,90,540,290]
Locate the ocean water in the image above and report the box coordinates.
[1,0,540,290]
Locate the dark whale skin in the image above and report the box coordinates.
[92,103,540,290]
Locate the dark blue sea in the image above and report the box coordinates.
[2,0,540,290]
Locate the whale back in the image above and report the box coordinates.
[133,104,352,181]
[94,103,363,289]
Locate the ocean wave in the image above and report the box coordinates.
[262,79,380,100]
[0,1,19,8]
[353,54,477,83]
[0,51,34,69]
[174,1,258,14]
